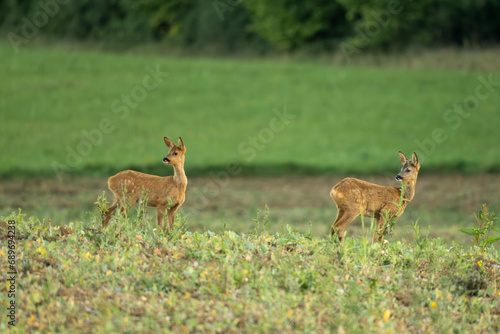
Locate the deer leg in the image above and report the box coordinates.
[156,205,167,228]
[331,208,345,236]
[118,193,137,219]
[332,209,358,242]
[118,205,127,218]
[373,216,385,243]
[166,203,180,230]
[103,201,118,227]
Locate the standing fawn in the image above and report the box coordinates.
[330,151,420,242]
[102,137,187,229]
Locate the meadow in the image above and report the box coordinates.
[1,209,499,333]
[2,42,500,237]
[1,43,500,332]
[1,43,500,178]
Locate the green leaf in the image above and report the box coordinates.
[486,235,500,244]
[491,227,500,232]
[459,228,476,236]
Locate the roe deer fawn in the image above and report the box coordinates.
[330,151,420,242]
[102,137,187,229]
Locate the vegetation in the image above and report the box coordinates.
[2,3,499,331]
[1,208,499,332]
[1,43,500,179]
[2,0,500,53]
[460,204,500,249]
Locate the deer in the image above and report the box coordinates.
[330,151,420,243]
[102,137,187,229]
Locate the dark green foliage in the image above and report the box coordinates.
[0,0,265,52]
[1,0,499,52]
[243,0,349,51]
[339,0,500,50]
[0,0,152,42]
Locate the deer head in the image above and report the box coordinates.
[162,137,186,165]
[395,151,419,184]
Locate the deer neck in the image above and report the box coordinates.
[172,162,187,188]
[399,181,416,207]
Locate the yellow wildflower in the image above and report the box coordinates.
[383,309,391,322]
[431,302,437,308]
[36,247,47,256]
[200,270,208,280]
[83,252,93,260]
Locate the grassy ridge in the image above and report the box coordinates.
[1,43,500,179]
[1,210,499,332]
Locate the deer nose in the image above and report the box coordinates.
[163,157,170,163]
[395,174,403,181]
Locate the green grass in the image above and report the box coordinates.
[1,210,499,333]
[1,43,500,179]
[2,43,499,332]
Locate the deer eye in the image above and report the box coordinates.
[173,152,178,156]
[405,168,411,172]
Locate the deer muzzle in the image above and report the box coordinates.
[395,174,403,181]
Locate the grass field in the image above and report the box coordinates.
[1,210,499,333]
[1,43,500,332]
[1,43,500,178]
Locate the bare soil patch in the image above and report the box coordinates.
[186,173,500,214]
[1,174,498,224]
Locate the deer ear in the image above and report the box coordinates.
[398,151,408,165]
[178,137,185,151]
[164,137,175,149]
[412,152,419,167]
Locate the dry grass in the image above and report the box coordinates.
[303,46,500,71]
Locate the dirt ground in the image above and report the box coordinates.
[186,173,500,214]
[1,173,498,223]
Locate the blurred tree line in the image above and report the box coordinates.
[1,0,499,53]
